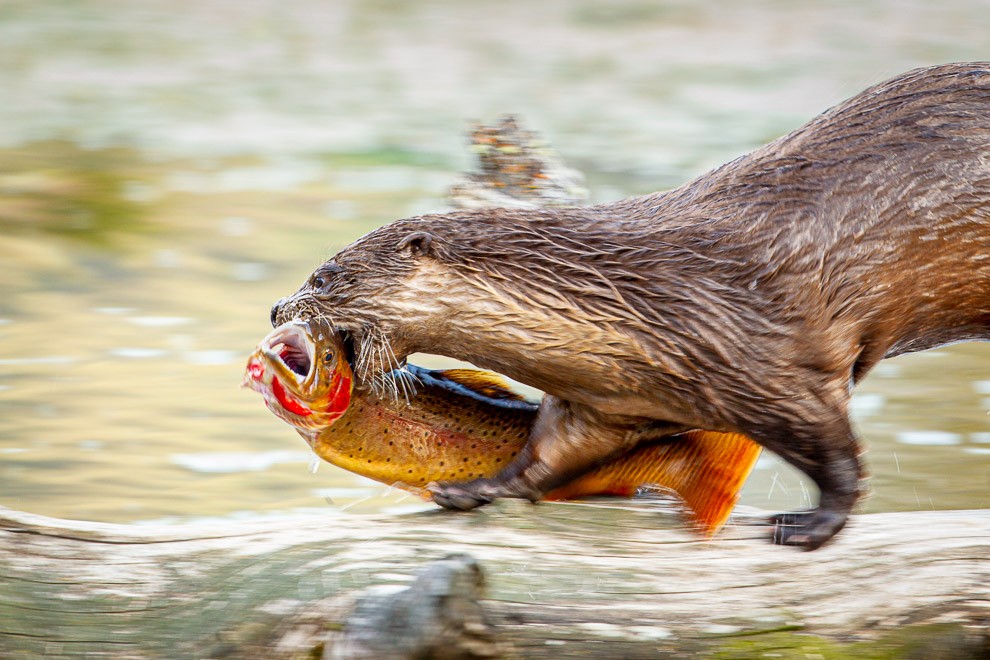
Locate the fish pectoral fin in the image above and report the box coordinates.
[434,369,528,402]
[387,481,432,500]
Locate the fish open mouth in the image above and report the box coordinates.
[264,322,314,381]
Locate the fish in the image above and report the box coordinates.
[243,320,762,535]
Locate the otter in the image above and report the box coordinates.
[272,62,990,550]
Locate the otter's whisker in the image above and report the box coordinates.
[377,340,392,398]
[369,340,381,394]
[395,368,418,405]
[381,334,414,403]
[356,330,374,385]
[380,343,400,402]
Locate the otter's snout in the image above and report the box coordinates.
[270,299,285,327]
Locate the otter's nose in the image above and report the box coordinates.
[270,300,283,327]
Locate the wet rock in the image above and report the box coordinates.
[326,553,498,660]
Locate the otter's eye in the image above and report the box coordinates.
[323,351,334,363]
[309,263,343,290]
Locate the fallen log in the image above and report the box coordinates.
[0,501,987,658]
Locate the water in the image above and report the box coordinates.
[0,0,987,523]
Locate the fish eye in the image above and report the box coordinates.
[324,351,334,363]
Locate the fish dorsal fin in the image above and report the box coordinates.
[402,364,538,411]
[436,369,526,401]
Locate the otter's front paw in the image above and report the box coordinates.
[427,479,498,511]
[769,509,848,551]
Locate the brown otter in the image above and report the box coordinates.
[272,62,990,550]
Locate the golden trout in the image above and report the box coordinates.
[244,320,761,535]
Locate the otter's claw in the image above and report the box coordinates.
[769,509,848,551]
[427,480,497,511]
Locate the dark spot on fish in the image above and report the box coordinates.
[463,457,469,462]
[439,461,445,467]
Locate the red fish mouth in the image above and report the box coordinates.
[246,320,353,423]
[263,322,314,382]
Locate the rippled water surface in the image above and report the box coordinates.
[1,0,988,523]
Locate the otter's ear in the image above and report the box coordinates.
[398,231,435,258]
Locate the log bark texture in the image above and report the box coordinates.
[0,501,988,658]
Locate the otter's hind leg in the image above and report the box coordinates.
[429,396,674,511]
[757,415,865,551]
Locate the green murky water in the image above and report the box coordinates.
[0,0,987,523]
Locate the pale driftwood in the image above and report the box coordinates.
[0,501,988,658]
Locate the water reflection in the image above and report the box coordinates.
[896,431,962,446]
[0,149,151,250]
[170,450,311,474]
[108,347,167,359]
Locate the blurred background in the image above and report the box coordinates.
[0,0,988,524]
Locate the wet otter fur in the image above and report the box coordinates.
[273,62,990,550]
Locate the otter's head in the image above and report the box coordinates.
[271,218,457,388]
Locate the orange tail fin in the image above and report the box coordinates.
[546,431,762,537]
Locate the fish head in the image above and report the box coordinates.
[243,319,354,429]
